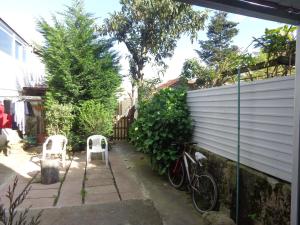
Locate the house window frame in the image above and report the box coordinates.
[0,21,13,56]
[15,40,22,60]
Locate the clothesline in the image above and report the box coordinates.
[0,96,43,101]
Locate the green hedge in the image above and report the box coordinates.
[129,88,193,174]
[78,100,114,137]
[45,100,74,137]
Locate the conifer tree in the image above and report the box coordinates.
[198,11,238,68]
[181,11,239,87]
[38,0,121,109]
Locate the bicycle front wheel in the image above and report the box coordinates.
[167,159,185,189]
[192,172,217,213]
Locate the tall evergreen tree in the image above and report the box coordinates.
[198,11,238,69]
[38,0,121,108]
[181,11,239,87]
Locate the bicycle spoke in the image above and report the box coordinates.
[192,173,217,213]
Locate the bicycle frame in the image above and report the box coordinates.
[168,144,217,213]
[183,151,197,185]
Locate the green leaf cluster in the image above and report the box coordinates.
[104,0,207,100]
[38,1,121,106]
[44,99,74,137]
[129,88,192,174]
[78,100,114,137]
[253,25,296,77]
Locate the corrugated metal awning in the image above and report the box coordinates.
[177,0,300,25]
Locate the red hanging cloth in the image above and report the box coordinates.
[0,104,12,128]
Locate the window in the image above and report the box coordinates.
[15,41,22,60]
[0,28,12,55]
[22,47,26,62]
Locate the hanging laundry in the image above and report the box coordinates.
[4,114,12,128]
[0,103,12,128]
[14,101,26,134]
[4,100,11,114]
[0,104,4,128]
[25,101,34,116]
[10,101,17,130]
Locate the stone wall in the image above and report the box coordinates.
[198,147,291,225]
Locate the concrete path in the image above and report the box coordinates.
[113,141,206,225]
[56,155,85,207]
[28,199,163,225]
[0,142,207,225]
[0,149,144,208]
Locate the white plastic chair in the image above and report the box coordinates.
[42,135,68,167]
[86,135,108,167]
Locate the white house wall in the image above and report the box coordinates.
[187,76,295,182]
[0,19,45,97]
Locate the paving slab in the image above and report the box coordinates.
[85,185,116,195]
[20,197,55,209]
[121,192,144,200]
[116,176,140,193]
[87,172,113,179]
[30,182,60,190]
[85,192,120,205]
[87,167,111,174]
[56,180,83,207]
[84,158,119,205]
[109,150,144,201]
[56,154,85,207]
[85,177,114,187]
[26,188,58,199]
[27,199,163,225]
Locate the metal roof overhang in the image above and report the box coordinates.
[177,0,300,25]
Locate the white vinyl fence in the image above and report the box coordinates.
[187,76,295,182]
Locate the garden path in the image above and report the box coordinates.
[0,142,210,225]
[0,146,144,209]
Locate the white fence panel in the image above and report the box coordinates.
[187,76,295,182]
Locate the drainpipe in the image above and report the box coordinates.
[291,27,300,225]
[236,67,241,225]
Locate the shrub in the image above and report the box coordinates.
[45,99,74,137]
[129,88,193,174]
[78,100,114,137]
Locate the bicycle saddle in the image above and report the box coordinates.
[195,152,207,161]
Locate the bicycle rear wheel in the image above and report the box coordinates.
[192,172,217,213]
[167,159,185,189]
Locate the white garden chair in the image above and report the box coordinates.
[86,135,108,167]
[42,135,68,167]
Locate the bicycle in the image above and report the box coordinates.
[167,142,218,213]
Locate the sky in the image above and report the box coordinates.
[0,0,285,91]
